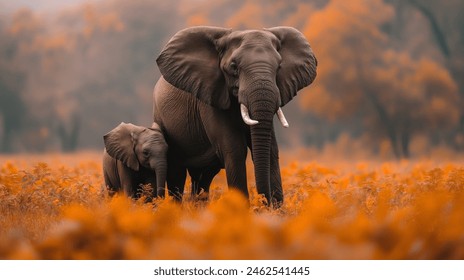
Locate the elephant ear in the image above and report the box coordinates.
[156,26,232,109]
[266,26,317,106]
[103,122,143,171]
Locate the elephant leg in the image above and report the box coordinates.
[223,148,248,198]
[191,179,200,197]
[167,162,186,202]
[188,168,201,197]
[197,164,221,201]
[103,154,122,197]
[117,162,139,199]
[270,127,284,207]
[188,164,221,200]
[198,164,221,194]
[103,171,119,197]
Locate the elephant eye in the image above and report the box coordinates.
[142,149,150,157]
[229,61,238,77]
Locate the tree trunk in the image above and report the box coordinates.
[355,56,401,159]
[365,91,401,159]
[401,132,410,158]
[408,0,450,57]
[408,0,464,151]
[1,128,12,153]
[57,115,80,152]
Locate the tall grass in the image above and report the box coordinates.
[1,153,463,259]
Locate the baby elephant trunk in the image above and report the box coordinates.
[151,158,167,197]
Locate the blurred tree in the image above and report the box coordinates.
[68,0,183,148]
[4,8,72,152]
[0,18,26,153]
[1,1,181,151]
[0,72,25,153]
[181,0,329,29]
[301,0,459,158]
[1,0,463,155]
[57,114,80,152]
[392,0,464,150]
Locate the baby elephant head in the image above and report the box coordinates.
[104,122,168,192]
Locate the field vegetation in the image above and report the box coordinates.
[1,152,463,259]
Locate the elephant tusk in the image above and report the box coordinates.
[276,107,289,128]
[240,104,259,126]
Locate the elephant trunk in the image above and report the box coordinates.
[151,158,167,197]
[250,118,273,204]
[244,81,278,205]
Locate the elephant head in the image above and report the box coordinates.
[157,26,317,203]
[104,122,168,195]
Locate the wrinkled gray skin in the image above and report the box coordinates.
[103,122,168,199]
[153,26,317,206]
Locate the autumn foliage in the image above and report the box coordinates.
[2,0,464,156]
[1,153,463,259]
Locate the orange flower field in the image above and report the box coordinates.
[0,152,463,259]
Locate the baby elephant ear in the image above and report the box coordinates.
[266,26,317,106]
[103,122,142,171]
[156,26,232,109]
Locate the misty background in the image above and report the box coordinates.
[0,0,463,159]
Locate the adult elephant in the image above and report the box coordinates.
[153,26,317,206]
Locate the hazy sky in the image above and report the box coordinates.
[0,0,100,14]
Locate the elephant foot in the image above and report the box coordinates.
[271,199,283,209]
[271,191,284,209]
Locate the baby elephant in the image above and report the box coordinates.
[103,122,168,199]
